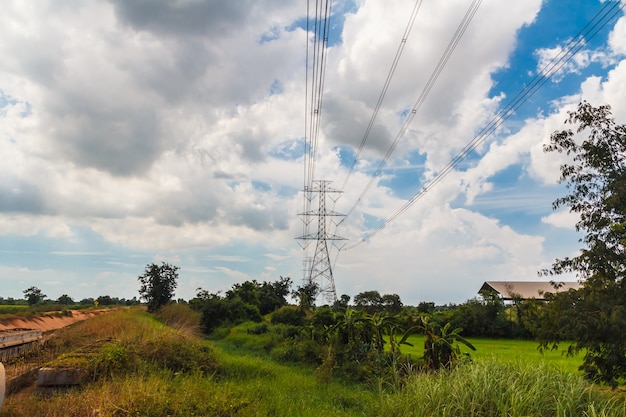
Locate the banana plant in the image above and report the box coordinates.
[399,316,476,371]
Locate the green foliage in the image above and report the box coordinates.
[388,358,625,416]
[23,286,46,306]
[91,342,136,379]
[194,277,292,332]
[415,316,476,371]
[0,305,29,315]
[353,291,404,314]
[11,308,624,416]
[293,280,319,310]
[447,293,510,337]
[541,101,626,387]
[271,305,306,326]
[138,334,218,374]
[56,294,74,305]
[137,262,179,312]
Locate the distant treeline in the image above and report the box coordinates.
[0,294,140,307]
[182,277,537,340]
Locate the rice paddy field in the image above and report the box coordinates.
[398,335,583,375]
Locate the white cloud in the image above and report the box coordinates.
[0,0,622,304]
[215,266,250,282]
[542,210,579,229]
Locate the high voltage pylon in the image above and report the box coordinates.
[297,180,347,304]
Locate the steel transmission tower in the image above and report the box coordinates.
[298,180,347,304]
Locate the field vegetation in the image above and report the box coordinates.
[3,305,626,416]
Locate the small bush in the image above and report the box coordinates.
[247,323,269,334]
[271,305,306,326]
[92,342,138,379]
[270,338,322,365]
[137,333,220,375]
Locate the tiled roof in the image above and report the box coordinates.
[479,281,581,300]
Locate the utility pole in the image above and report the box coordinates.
[297,180,346,304]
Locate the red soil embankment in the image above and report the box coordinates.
[0,309,113,332]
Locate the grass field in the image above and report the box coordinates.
[398,335,583,374]
[0,305,29,317]
[0,305,28,312]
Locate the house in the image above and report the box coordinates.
[479,280,581,301]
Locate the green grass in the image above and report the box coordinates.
[398,335,583,374]
[0,305,29,315]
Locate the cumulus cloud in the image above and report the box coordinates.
[1,0,624,302]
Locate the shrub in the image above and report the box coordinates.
[137,333,219,375]
[271,306,306,326]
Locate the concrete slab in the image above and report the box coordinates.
[37,367,86,387]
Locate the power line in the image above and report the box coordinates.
[342,0,625,251]
[340,0,424,191]
[306,0,333,192]
[341,0,483,221]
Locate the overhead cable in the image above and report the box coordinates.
[340,0,424,190]
[341,0,483,221]
[341,0,625,251]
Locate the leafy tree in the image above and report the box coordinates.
[539,102,626,387]
[193,290,230,333]
[138,262,179,312]
[333,294,350,311]
[96,295,113,305]
[353,290,383,314]
[424,321,475,371]
[293,280,319,311]
[80,297,95,306]
[57,294,74,305]
[448,294,509,337]
[258,276,292,314]
[194,277,292,332]
[381,293,403,315]
[23,286,46,306]
[227,281,259,305]
[417,301,436,314]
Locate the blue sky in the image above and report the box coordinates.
[0,0,625,305]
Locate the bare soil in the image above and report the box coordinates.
[0,309,113,332]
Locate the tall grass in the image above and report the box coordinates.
[381,358,626,416]
[154,302,202,336]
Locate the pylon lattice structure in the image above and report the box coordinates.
[297,180,347,304]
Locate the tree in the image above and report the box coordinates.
[353,290,383,314]
[381,293,403,315]
[96,295,114,306]
[258,276,292,315]
[540,102,626,387]
[138,262,179,312]
[293,281,319,311]
[333,294,351,311]
[57,294,74,305]
[23,286,46,306]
